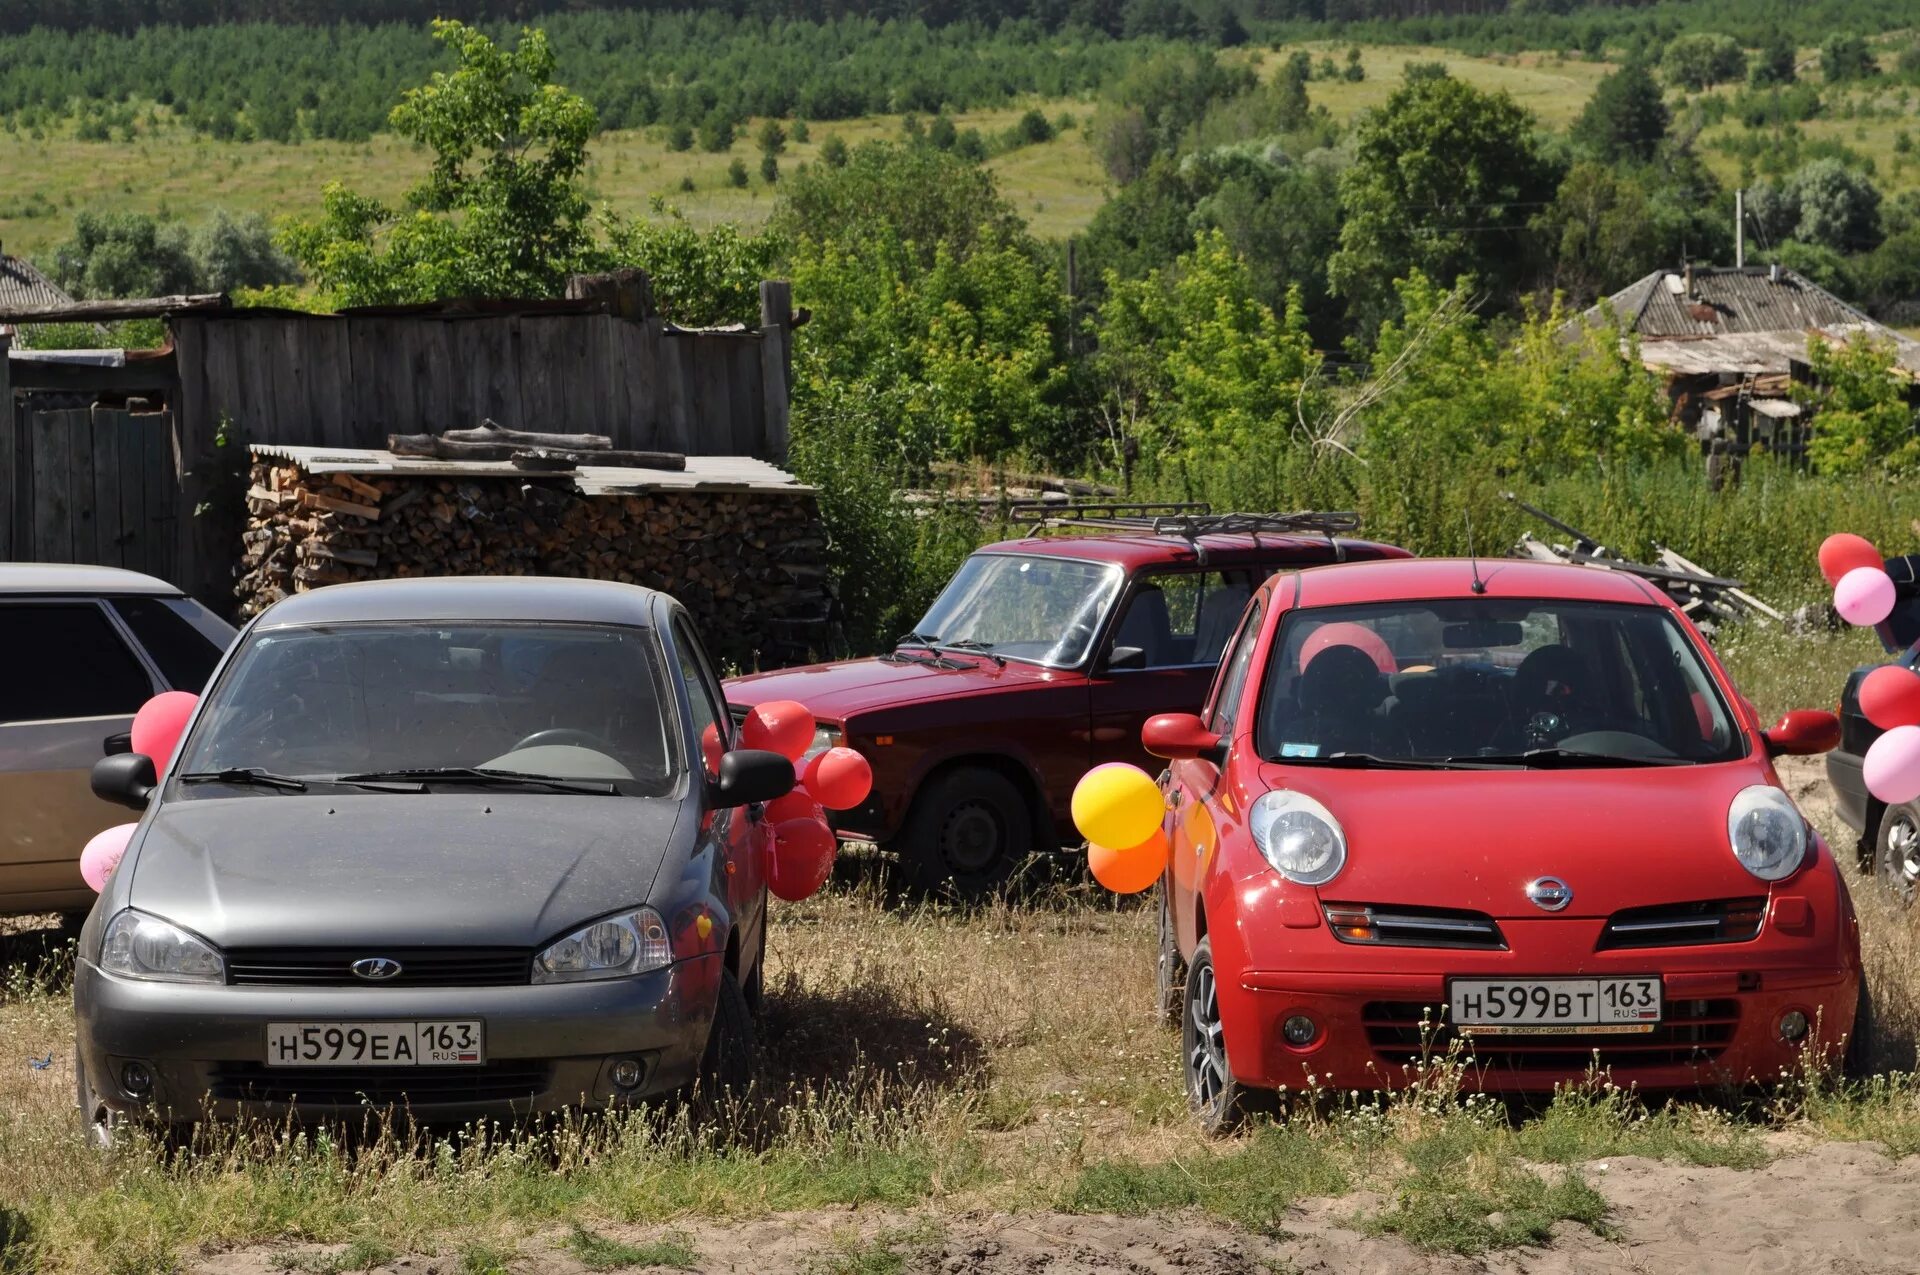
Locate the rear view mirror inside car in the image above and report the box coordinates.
[1443,620,1524,648]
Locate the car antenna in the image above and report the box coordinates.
[1465,510,1487,595]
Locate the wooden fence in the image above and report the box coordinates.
[0,403,178,578]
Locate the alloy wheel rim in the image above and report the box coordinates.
[1187,963,1228,1112]
[940,800,1002,873]
[1885,814,1920,899]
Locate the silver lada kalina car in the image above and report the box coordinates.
[74,577,794,1143]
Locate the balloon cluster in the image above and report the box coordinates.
[79,692,201,894]
[740,699,872,902]
[1821,534,1920,804]
[1070,762,1170,894]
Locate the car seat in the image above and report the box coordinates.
[1295,645,1390,756]
[1112,584,1173,667]
[1192,582,1252,666]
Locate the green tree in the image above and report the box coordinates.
[1343,47,1365,82]
[1662,33,1746,91]
[1538,162,1666,303]
[728,156,749,187]
[819,133,849,167]
[928,114,957,151]
[700,109,736,153]
[1801,335,1917,474]
[600,206,781,327]
[1571,60,1670,164]
[1821,33,1877,83]
[193,210,300,293]
[1750,32,1797,86]
[755,118,787,157]
[1751,157,1884,253]
[1328,74,1562,331]
[760,152,779,184]
[53,211,199,299]
[282,21,597,306]
[666,121,694,152]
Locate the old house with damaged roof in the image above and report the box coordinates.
[1573,264,1920,471]
[0,244,77,340]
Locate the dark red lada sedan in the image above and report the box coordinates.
[725,516,1408,895]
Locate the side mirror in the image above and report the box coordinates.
[713,748,796,808]
[92,753,158,810]
[1105,645,1146,672]
[1764,709,1841,757]
[1143,712,1224,762]
[103,731,133,756]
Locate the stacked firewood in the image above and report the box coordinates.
[236,459,832,666]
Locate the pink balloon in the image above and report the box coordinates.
[1299,622,1398,675]
[1864,725,1920,805]
[130,691,198,766]
[803,746,873,811]
[1836,567,1897,628]
[79,823,136,893]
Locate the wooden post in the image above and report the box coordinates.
[0,330,11,559]
[759,281,792,464]
[566,268,654,321]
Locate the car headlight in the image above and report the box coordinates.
[799,724,844,763]
[532,907,672,984]
[100,909,224,984]
[1727,785,1808,881]
[1248,790,1347,886]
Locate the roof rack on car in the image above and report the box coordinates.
[1027,507,1361,563]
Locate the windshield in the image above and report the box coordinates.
[1255,599,1743,767]
[911,553,1123,668]
[178,622,682,795]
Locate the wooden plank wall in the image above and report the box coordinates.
[5,406,177,578]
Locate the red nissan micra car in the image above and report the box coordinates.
[1144,558,1863,1130]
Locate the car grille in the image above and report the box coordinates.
[209,1062,551,1107]
[223,948,532,987]
[1596,898,1766,950]
[1322,903,1506,950]
[1362,999,1740,1072]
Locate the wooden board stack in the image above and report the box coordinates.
[236,458,832,667]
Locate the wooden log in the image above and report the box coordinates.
[440,423,612,450]
[298,490,381,520]
[330,472,384,503]
[0,293,229,325]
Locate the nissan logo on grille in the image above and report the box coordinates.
[350,957,403,981]
[1526,877,1573,912]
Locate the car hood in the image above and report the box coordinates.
[726,654,1050,721]
[1250,761,1790,917]
[125,793,683,948]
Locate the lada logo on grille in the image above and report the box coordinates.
[350,957,404,981]
[1525,877,1573,912]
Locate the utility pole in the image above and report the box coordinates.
[1735,188,1745,269]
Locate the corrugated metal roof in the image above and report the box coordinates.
[0,254,75,332]
[250,444,811,495]
[1576,266,1920,376]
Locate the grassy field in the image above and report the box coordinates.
[1,631,1918,1272]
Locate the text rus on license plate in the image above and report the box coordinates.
[1448,978,1661,1035]
[266,1021,484,1067]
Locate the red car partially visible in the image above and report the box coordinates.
[1145,557,1861,1130]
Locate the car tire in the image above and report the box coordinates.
[1156,884,1186,1028]
[1182,938,1267,1135]
[1873,802,1920,905]
[698,965,761,1100]
[1844,977,1876,1079]
[895,768,1034,900]
[74,1044,125,1152]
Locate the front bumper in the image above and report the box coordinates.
[74,953,722,1124]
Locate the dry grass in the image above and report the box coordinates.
[7,635,1920,1271]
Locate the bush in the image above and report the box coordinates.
[1821,33,1877,83]
[728,156,749,186]
[1014,107,1055,145]
[1663,33,1746,90]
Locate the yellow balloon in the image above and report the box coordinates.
[1090,829,1170,894]
[1072,762,1164,850]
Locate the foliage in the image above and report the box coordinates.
[599,204,782,326]
[1750,30,1798,86]
[1087,229,1323,462]
[1536,155,1727,304]
[192,210,302,292]
[1662,33,1746,90]
[1327,71,1562,331]
[1799,334,1919,475]
[282,20,597,305]
[51,210,199,298]
[1093,47,1255,183]
[1749,157,1884,254]
[1570,59,1669,164]
[1820,32,1877,83]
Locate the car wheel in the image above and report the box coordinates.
[698,965,761,1099]
[1874,802,1920,904]
[74,1044,125,1152]
[1844,977,1876,1079]
[896,768,1034,900]
[1156,885,1186,1028]
[1182,939,1265,1135]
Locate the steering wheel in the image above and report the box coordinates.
[509,728,620,755]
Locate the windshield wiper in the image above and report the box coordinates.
[334,767,619,795]
[1459,749,1694,769]
[1275,753,1521,771]
[894,630,940,649]
[178,767,310,792]
[939,639,1005,667]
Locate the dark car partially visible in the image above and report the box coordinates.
[1828,555,1920,898]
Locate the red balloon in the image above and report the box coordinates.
[741,699,815,761]
[1819,533,1883,587]
[767,816,836,902]
[699,722,725,776]
[766,787,823,825]
[1861,665,1920,731]
[1299,622,1397,675]
[131,691,198,766]
[802,746,873,811]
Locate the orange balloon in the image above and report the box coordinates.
[1089,828,1170,895]
[742,699,815,761]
